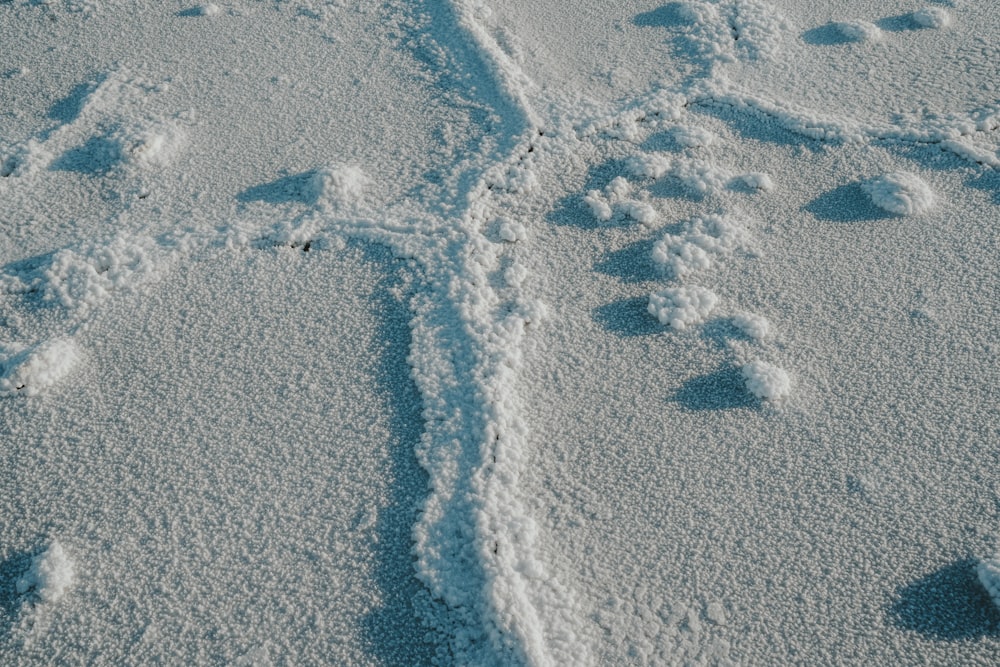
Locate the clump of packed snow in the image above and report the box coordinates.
[675,126,716,148]
[498,219,527,242]
[741,360,791,400]
[114,121,185,169]
[732,312,771,341]
[913,7,951,29]
[648,286,719,330]
[979,554,1000,610]
[862,172,935,216]
[43,235,166,318]
[16,541,76,603]
[0,339,81,397]
[740,172,774,191]
[834,21,883,42]
[309,165,370,211]
[651,214,752,277]
[584,176,657,224]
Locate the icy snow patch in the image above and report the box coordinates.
[913,7,951,29]
[742,360,791,400]
[0,339,80,397]
[648,286,719,330]
[834,21,883,42]
[863,172,935,216]
[979,554,1000,610]
[16,541,76,603]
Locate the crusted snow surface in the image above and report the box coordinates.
[16,541,76,604]
[913,7,951,29]
[863,172,936,216]
[651,214,752,278]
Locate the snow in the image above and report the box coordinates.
[648,286,720,331]
[16,541,76,604]
[0,0,998,665]
[741,359,791,400]
[835,21,883,43]
[863,172,936,216]
[913,7,951,29]
[979,554,1000,610]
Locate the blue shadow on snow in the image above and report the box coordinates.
[804,183,891,223]
[673,365,758,411]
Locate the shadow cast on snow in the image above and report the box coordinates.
[888,558,1000,641]
[804,183,891,223]
[236,171,318,206]
[673,364,758,411]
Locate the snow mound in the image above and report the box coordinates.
[0,339,81,397]
[979,554,1000,610]
[627,152,742,197]
[732,312,771,341]
[834,21,883,42]
[676,0,790,64]
[584,176,657,225]
[114,121,185,169]
[675,126,716,148]
[740,172,774,191]
[862,172,935,216]
[44,235,165,317]
[309,165,370,210]
[196,3,222,16]
[741,360,791,400]
[498,219,527,243]
[651,214,752,277]
[913,7,951,29]
[648,286,719,330]
[16,541,76,603]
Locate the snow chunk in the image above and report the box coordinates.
[16,541,76,603]
[115,121,185,169]
[0,339,81,397]
[863,172,935,216]
[674,126,716,148]
[44,235,163,317]
[979,554,1000,611]
[651,214,751,277]
[309,165,370,210]
[732,312,771,341]
[834,21,883,42]
[627,153,672,179]
[740,172,774,191]
[741,360,791,400]
[913,7,951,29]
[648,286,719,330]
[498,220,527,243]
[584,176,657,225]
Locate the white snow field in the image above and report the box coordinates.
[1,1,999,665]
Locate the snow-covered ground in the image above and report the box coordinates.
[1,1,998,665]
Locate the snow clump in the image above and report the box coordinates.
[498,219,527,243]
[834,21,883,42]
[114,121,185,169]
[309,165,370,210]
[16,541,76,603]
[863,172,935,216]
[648,286,719,330]
[584,176,657,224]
[0,339,81,397]
[674,126,716,148]
[742,360,791,400]
[651,214,751,278]
[913,7,951,29]
[980,554,1000,610]
[732,312,771,341]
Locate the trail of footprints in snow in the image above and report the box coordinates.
[584,120,791,401]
